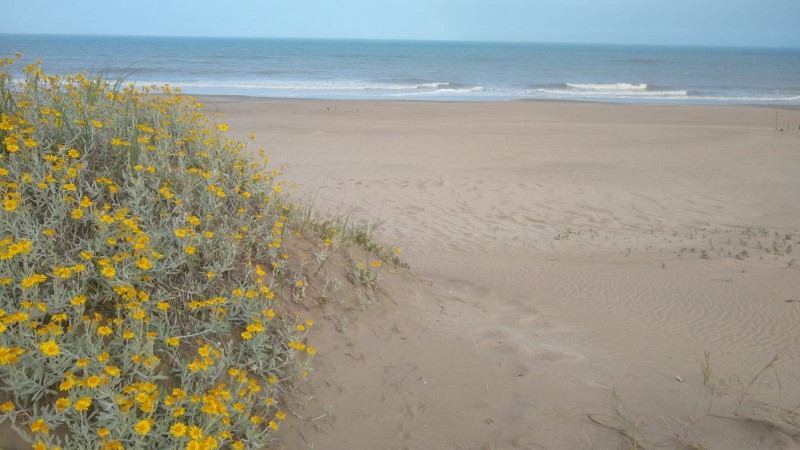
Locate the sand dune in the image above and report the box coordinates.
[209,98,800,449]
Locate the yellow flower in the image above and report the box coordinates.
[84,375,102,388]
[133,419,151,435]
[189,425,203,440]
[166,337,179,347]
[250,415,264,424]
[3,198,17,211]
[97,326,112,336]
[52,266,72,278]
[275,411,286,421]
[101,266,116,279]
[74,397,92,411]
[59,377,76,391]
[39,340,60,357]
[97,428,110,438]
[288,341,306,351]
[136,257,152,270]
[21,273,47,288]
[71,208,83,219]
[55,397,71,411]
[0,401,15,412]
[184,245,195,255]
[103,440,123,450]
[268,420,279,430]
[105,365,121,376]
[170,422,187,437]
[30,418,49,434]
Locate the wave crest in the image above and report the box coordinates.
[566,83,649,91]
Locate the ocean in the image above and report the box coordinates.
[1,34,799,104]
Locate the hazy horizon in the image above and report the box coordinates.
[3,32,799,51]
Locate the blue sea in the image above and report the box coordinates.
[2,34,799,104]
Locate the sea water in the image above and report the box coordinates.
[1,34,798,104]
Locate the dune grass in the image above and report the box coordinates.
[0,55,343,449]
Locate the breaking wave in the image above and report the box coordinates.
[525,82,689,99]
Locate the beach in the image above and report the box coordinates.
[209,98,800,449]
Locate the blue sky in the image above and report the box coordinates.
[5,0,799,47]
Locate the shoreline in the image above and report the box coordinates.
[196,93,800,110]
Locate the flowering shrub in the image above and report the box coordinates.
[0,55,315,449]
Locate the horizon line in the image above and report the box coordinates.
[2,32,799,51]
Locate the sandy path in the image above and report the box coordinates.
[209,98,800,449]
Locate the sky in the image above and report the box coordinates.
[4,0,799,48]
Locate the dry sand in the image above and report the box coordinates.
[207,97,800,449]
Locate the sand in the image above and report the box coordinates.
[206,97,800,449]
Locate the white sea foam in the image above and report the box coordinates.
[130,79,797,103]
[524,88,800,103]
[393,86,486,96]
[529,85,688,99]
[692,95,800,102]
[566,83,649,91]
[136,80,457,92]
